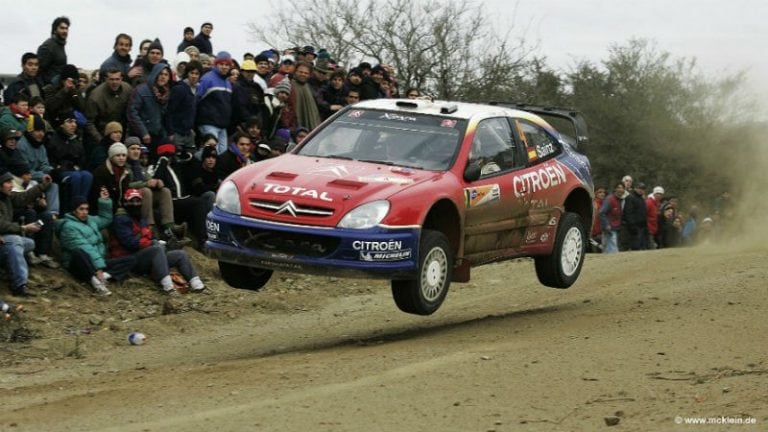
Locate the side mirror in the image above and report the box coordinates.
[463,162,481,182]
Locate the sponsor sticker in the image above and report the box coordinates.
[352,240,404,251]
[380,113,417,122]
[441,119,457,128]
[263,183,333,202]
[524,229,539,244]
[536,142,556,158]
[464,184,501,208]
[360,249,412,261]
[358,174,414,185]
[307,164,350,178]
[512,164,567,198]
[206,220,220,233]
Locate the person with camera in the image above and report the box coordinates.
[0,170,53,297]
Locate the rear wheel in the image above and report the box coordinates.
[391,230,453,315]
[535,212,586,288]
[218,261,273,291]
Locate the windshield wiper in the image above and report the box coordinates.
[357,159,397,166]
[321,154,354,160]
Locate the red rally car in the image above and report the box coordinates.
[206,99,594,315]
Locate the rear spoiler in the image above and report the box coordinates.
[487,102,589,151]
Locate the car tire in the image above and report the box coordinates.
[391,230,453,315]
[218,261,273,291]
[535,212,586,288]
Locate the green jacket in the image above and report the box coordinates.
[55,198,113,269]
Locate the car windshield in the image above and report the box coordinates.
[297,109,467,171]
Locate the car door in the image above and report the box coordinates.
[462,117,529,263]
[512,118,568,249]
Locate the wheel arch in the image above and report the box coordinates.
[422,198,461,256]
[563,187,593,232]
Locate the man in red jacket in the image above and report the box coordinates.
[599,182,625,254]
[646,186,664,249]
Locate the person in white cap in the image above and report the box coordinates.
[646,186,664,249]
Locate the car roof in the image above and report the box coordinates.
[353,98,535,121]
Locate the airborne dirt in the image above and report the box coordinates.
[1,239,767,432]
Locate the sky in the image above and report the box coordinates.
[1,0,765,105]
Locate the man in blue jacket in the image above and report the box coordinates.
[196,52,233,155]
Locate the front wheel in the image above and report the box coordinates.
[535,212,586,288]
[218,261,273,291]
[391,230,453,315]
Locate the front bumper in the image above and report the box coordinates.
[205,209,420,279]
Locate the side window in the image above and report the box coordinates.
[514,119,561,163]
[469,118,517,177]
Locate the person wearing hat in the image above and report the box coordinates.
[646,186,665,249]
[173,51,191,81]
[622,182,648,250]
[177,26,195,54]
[345,68,364,98]
[231,59,266,134]
[16,113,62,217]
[90,120,124,167]
[127,63,172,153]
[262,78,292,140]
[184,45,200,63]
[109,188,206,294]
[191,22,214,55]
[168,60,203,153]
[196,51,233,155]
[0,127,34,186]
[298,46,317,63]
[56,191,136,296]
[6,160,59,269]
[148,144,206,248]
[99,141,184,243]
[359,65,385,100]
[128,38,164,87]
[46,112,92,213]
[252,54,271,92]
[42,64,84,124]
[185,145,221,218]
[36,16,70,85]
[0,170,54,297]
[268,54,296,88]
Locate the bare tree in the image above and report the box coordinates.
[247,0,534,99]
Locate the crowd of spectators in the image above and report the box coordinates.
[592,175,731,254]
[1,17,413,298]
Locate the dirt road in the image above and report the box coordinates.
[1,240,767,431]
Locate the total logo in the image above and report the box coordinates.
[263,183,333,202]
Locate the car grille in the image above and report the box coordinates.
[249,199,334,217]
[231,226,340,257]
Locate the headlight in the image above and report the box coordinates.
[337,200,390,229]
[215,181,241,214]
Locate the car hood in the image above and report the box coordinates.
[228,155,444,227]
